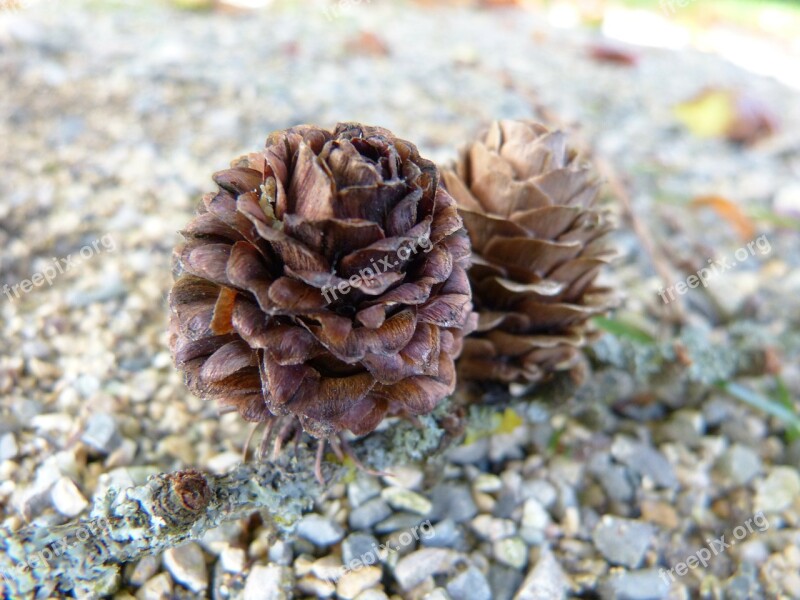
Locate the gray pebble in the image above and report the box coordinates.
[343,532,381,567]
[488,563,524,600]
[515,547,569,600]
[81,413,121,454]
[598,569,670,600]
[429,483,478,524]
[714,444,762,486]
[350,497,392,531]
[422,518,464,549]
[611,436,678,489]
[374,512,426,535]
[348,475,383,508]
[296,514,345,547]
[592,516,654,569]
[393,548,461,591]
[446,566,492,600]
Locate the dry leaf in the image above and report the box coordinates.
[692,195,756,241]
[345,32,390,57]
[588,43,639,66]
[674,88,778,145]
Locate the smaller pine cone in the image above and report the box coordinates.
[169,123,474,438]
[443,120,615,386]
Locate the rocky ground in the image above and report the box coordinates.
[1,1,799,599]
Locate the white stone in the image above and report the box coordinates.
[163,542,208,593]
[244,564,292,600]
[0,433,18,461]
[50,476,88,518]
[337,566,382,599]
[220,546,247,573]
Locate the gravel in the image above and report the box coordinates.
[1,0,799,598]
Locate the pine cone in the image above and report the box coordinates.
[442,120,615,386]
[169,123,474,438]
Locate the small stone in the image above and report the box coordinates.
[611,436,677,489]
[50,476,88,518]
[350,497,392,530]
[473,491,496,513]
[488,564,524,600]
[473,474,503,493]
[592,516,654,569]
[81,413,121,454]
[337,566,382,599]
[429,483,478,523]
[243,564,293,600]
[446,566,491,600]
[0,433,18,461]
[105,438,138,469]
[470,515,516,541]
[423,589,452,600]
[494,537,528,570]
[381,487,432,515]
[593,462,635,503]
[446,437,489,464]
[382,465,424,490]
[714,444,762,486]
[343,533,381,567]
[296,514,345,547]
[297,575,336,598]
[521,499,550,531]
[348,475,383,508]
[374,512,426,534]
[640,500,679,530]
[163,542,208,593]
[515,547,569,600]
[205,451,241,474]
[293,554,315,578]
[129,555,160,587]
[136,573,173,600]
[421,518,464,549]
[268,539,293,566]
[394,548,460,590]
[311,555,344,582]
[519,479,557,508]
[756,467,800,512]
[201,520,245,555]
[599,568,670,600]
[220,546,247,573]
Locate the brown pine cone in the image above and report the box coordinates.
[169,123,474,438]
[442,120,615,386]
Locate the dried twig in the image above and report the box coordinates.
[0,409,450,599]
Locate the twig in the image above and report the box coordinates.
[0,407,452,599]
[0,452,331,599]
[594,156,685,324]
